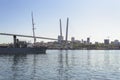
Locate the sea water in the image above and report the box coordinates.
[0,50,120,80]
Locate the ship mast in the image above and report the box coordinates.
[31,12,36,44]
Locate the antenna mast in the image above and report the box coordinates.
[31,12,36,44]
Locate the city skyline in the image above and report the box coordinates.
[0,0,120,43]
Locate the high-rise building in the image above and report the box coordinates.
[81,39,84,43]
[104,39,109,45]
[113,40,119,45]
[71,37,75,42]
[58,35,63,43]
[87,37,90,44]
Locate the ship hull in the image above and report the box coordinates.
[0,47,47,54]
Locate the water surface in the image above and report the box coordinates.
[0,50,120,80]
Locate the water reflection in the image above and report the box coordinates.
[71,50,75,66]
[57,50,70,80]
[31,54,37,80]
[65,50,69,80]
[11,54,27,80]
[58,50,63,80]
[104,50,110,68]
[30,54,48,80]
[87,50,91,68]
[0,50,120,80]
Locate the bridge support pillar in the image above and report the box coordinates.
[13,35,17,48]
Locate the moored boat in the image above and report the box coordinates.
[0,47,47,54]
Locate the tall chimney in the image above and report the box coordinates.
[65,18,69,49]
[59,19,62,37]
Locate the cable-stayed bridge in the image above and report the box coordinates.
[0,16,69,49]
[0,33,58,40]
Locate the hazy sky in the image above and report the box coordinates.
[0,0,120,43]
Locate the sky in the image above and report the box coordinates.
[0,0,120,43]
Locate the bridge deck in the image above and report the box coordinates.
[0,33,57,40]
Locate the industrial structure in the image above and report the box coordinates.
[65,18,69,49]
[58,19,64,44]
[57,18,69,49]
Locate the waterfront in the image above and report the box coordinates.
[0,50,120,80]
